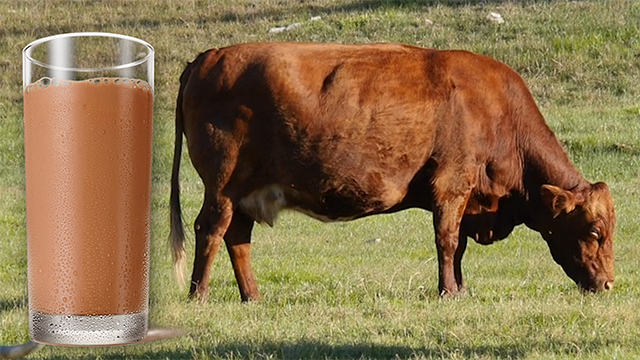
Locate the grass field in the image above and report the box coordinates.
[1,0,639,359]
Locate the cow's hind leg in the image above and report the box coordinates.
[224,210,259,302]
[189,195,233,303]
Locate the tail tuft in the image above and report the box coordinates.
[170,209,187,288]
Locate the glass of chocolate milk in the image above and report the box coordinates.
[22,33,153,345]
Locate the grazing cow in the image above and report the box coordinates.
[170,42,615,302]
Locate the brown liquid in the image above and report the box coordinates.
[24,78,153,316]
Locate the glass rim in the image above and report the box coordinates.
[22,32,154,73]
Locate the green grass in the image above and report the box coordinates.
[1,0,639,359]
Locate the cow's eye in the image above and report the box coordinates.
[589,229,600,239]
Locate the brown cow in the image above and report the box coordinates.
[170,42,615,302]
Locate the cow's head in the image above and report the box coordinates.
[539,182,615,292]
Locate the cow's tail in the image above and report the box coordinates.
[169,62,193,289]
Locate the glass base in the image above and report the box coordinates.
[29,310,147,346]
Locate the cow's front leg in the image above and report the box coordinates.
[454,232,468,295]
[224,210,260,302]
[433,195,470,298]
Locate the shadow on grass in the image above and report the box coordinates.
[561,140,640,156]
[39,336,620,360]
[2,0,556,41]
[215,0,555,24]
[0,296,27,313]
[322,0,554,11]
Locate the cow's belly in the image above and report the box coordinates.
[238,183,403,226]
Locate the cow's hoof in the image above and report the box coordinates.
[439,287,467,299]
[188,291,208,304]
[240,293,261,303]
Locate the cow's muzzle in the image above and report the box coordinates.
[580,279,613,292]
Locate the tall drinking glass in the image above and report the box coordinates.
[22,33,154,345]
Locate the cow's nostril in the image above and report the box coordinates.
[604,281,613,290]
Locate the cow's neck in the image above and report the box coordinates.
[523,135,586,191]
[518,113,589,231]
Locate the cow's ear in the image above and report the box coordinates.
[541,185,576,218]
